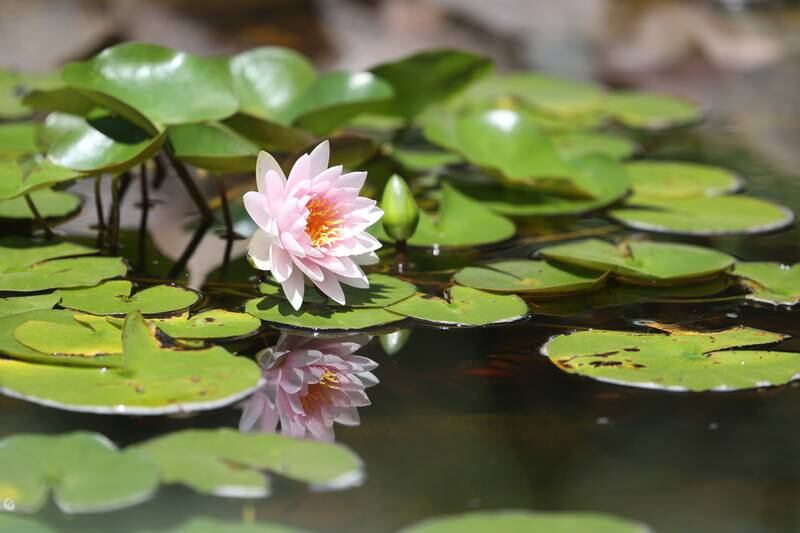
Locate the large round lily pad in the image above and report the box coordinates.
[58,280,198,316]
[454,260,608,296]
[0,188,81,219]
[372,183,515,248]
[0,312,263,414]
[245,297,404,331]
[401,510,651,533]
[552,131,636,161]
[61,43,239,131]
[149,310,262,340]
[0,432,159,514]
[734,262,800,306]
[610,196,795,236]
[539,239,734,285]
[168,122,259,173]
[624,161,741,201]
[15,314,122,357]
[387,286,528,327]
[604,92,701,129]
[133,428,364,498]
[541,323,800,392]
[0,293,60,319]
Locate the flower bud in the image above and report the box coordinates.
[379,329,411,356]
[380,175,419,241]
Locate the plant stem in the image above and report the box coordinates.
[164,152,214,222]
[109,176,121,255]
[137,163,150,271]
[151,153,167,190]
[94,175,105,230]
[168,220,211,280]
[214,176,238,239]
[395,239,408,274]
[24,194,54,239]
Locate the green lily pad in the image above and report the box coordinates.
[0,432,158,514]
[58,280,198,316]
[604,92,701,129]
[46,112,166,173]
[15,314,121,356]
[246,296,404,331]
[169,122,259,173]
[455,154,630,216]
[0,156,83,200]
[0,512,54,533]
[0,188,81,219]
[541,323,800,392]
[158,518,305,533]
[134,428,364,498]
[539,239,734,285]
[373,183,515,248]
[22,86,98,117]
[228,46,316,124]
[0,293,60,319]
[0,238,126,292]
[0,309,121,367]
[260,274,415,308]
[223,113,314,153]
[387,286,528,327]
[0,69,61,119]
[454,260,608,296]
[390,147,462,172]
[61,43,239,131]
[624,161,741,201]
[370,49,492,119]
[734,262,800,306]
[0,122,38,158]
[401,510,650,533]
[149,310,261,340]
[610,196,795,236]
[0,312,263,414]
[287,71,394,135]
[552,132,636,161]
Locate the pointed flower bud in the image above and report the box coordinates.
[380,175,419,242]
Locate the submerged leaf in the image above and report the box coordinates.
[541,323,798,392]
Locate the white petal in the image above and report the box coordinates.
[257,150,286,190]
[313,272,346,305]
[338,171,367,190]
[282,268,305,311]
[247,230,272,271]
[270,245,293,282]
[308,140,330,177]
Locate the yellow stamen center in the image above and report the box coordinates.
[300,370,340,412]
[305,196,341,247]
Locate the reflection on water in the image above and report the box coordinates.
[239,333,379,441]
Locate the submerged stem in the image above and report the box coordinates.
[24,194,54,239]
[165,152,214,222]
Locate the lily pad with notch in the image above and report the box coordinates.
[454,260,608,296]
[387,286,528,327]
[0,122,38,158]
[734,262,800,306]
[133,428,364,498]
[109,309,262,340]
[539,239,734,285]
[245,296,405,331]
[541,323,800,392]
[0,312,263,414]
[0,432,159,514]
[0,157,84,200]
[15,314,122,357]
[0,293,60,319]
[58,280,199,316]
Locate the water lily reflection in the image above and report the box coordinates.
[239,333,378,441]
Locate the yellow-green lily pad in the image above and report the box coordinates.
[734,262,800,306]
[401,510,651,533]
[387,286,528,327]
[604,92,701,129]
[168,122,259,173]
[148,309,262,340]
[245,297,404,331]
[58,280,198,316]
[0,188,81,220]
[0,293,60,319]
[541,323,799,392]
[454,260,608,296]
[624,161,741,201]
[15,314,121,357]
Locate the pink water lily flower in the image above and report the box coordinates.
[244,141,383,310]
[239,334,379,441]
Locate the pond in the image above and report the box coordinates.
[1,33,800,533]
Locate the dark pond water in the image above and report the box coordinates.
[3,50,800,533]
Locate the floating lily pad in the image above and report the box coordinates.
[624,161,741,201]
[149,310,261,340]
[134,428,363,498]
[45,112,166,173]
[539,239,734,285]
[0,310,122,367]
[0,312,263,414]
[0,69,61,119]
[401,510,651,533]
[0,122,38,158]
[0,188,81,219]
[0,238,126,292]
[245,297,404,331]
[0,157,83,200]
[454,260,608,296]
[0,293,60,319]
[370,49,492,119]
[0,432,158,514]
[61,43,239,131]
[552,132,636,161]
[159,518,305,533]
[59,280,198,316]
[372,183,515,248]
[610,196,795,236]
[455,154,630,216]
[169,122,259,173]
[734,262,800,306]
[604,92,701,129]
[228,46,316,124]
[287,71,394,135]
[541,323,800,392]
[0,512,54,533]
[15,314,121,357]
[387,286,528,327]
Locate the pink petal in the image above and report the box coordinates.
[281,268,305,310]
[247,230,272,271]
[243,191,271,231]
[313,272,346,305]
[257,150,286,190]
[270,245,293,282]
[308,140,330,178]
